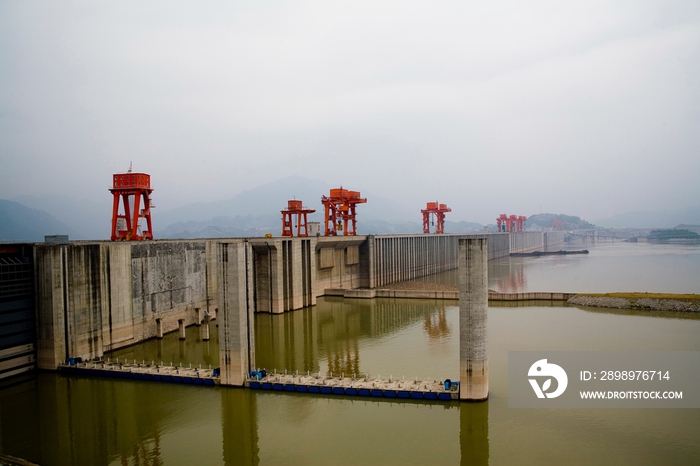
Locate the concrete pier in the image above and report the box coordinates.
[201,314,210,341]
[178,319,186,340]
[459,238,489,400]
[217,241,254,386]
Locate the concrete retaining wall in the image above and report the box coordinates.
[28,230,554,372]
[543,231,568,248]
[369,235,460,288]
[314,237,367,294]
[510,231,544,253]
[35,240,219,369]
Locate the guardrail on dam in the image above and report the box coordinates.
[0,231,564,376]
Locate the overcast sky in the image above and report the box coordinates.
[1,0,698,224]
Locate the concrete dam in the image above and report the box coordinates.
[0,231,565,383]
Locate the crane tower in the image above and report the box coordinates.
[321,188,367,236]
[281,200,316,237]
[422,202,451,234]
[109,167,154,241]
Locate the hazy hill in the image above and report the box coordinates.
[12,194,109,240]
[2,176,485,240]
[592,207,700,229]
[160,215,485,238]
[526,213,596,230]
[155,175,419,236]
[675,224,700,234]
[155,176,330,229]
[0,199,78,241]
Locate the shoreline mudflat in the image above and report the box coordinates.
[568,293,700,312]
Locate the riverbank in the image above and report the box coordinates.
[568,293,700,312]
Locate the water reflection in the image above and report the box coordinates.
[5,296,700,464]
[400,242,700,294]
[254,297,452,377]
[490,260,526,293]
[221,389,259,466]
[0,374,170,466]
[423,307,452,340]
[461,401,489,465]
[110,323,219,369]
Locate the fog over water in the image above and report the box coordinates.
[1,1,699,224]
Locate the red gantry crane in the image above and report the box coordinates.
[281,200,316,237]
[422,202,451,234]
[321,188,367,236]
[496,214,526,232]
[109,166,154,241]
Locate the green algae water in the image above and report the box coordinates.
[1,242,699,465]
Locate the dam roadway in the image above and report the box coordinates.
[0,231,566,382]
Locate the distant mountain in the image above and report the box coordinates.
[526,213,596,230]
[8,176,485,240]
[160,214,280,239]
[674,224,700,234]
[0,199,78,242]
[155,175,418,235]
[160,215,485,238]
[11,194,109,240]
[154,176,331,229]
[592,207,700,229]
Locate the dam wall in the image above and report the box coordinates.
[544,231,568,248]
[315,236,369,293]
[3,230,545,372]
[369,235,460,288]
[34,240,219,370]
[249,237,316,314]
[509,231,544,254]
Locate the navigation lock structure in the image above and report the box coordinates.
[3,168,570,402]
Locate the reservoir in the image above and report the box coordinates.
[1,241,699,465]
